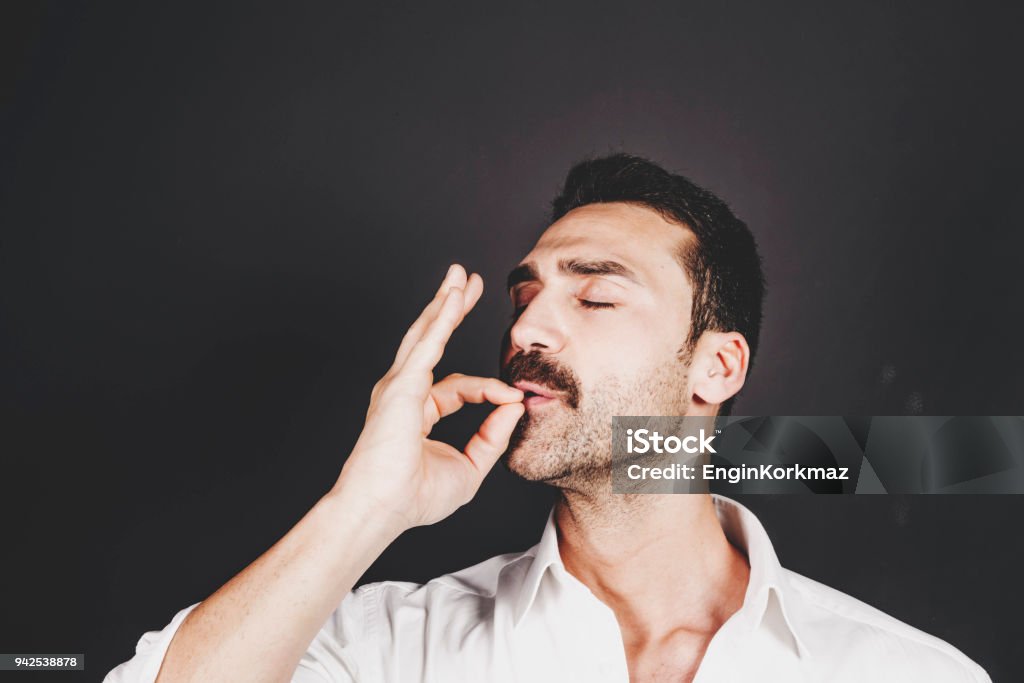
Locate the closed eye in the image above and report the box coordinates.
[510,299,616,319]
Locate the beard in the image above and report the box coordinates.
[500,348,692,493]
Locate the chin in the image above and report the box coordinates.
[504,405,612,478]
[501,441,549,481]
[501,431,572,482]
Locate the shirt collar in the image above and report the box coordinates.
[712,494,812,659]
[508,494,811,659]
[511,505,561,626]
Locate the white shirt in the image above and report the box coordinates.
[106,495,990,682]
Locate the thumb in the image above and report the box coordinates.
[463,402,526,474]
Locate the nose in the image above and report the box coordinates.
[507,290,567,357]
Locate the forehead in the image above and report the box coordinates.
[521,202,693,288]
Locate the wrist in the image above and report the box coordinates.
[321,474,411,544]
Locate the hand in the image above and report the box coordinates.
[333,264,525,532]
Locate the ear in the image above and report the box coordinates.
[689,331,751,415]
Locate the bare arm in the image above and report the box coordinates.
[155,265,525,682]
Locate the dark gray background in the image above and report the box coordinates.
[2,1,1021,680]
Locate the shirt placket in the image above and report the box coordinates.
[555,566,632,681]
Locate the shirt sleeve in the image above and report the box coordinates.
[103,585,380,683]
[102,602,200,683]
[291,585,380,682]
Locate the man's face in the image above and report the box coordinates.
[499,202,696,489]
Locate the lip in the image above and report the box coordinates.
[513,381,558,399]
[513,381,562,409]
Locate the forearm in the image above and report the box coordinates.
[155,482,404,683]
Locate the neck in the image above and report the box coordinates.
[554,490,750,641]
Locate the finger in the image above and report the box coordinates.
[392,264,466,367]
[426,375,523,424]
[463,402,526,473]
[390,264,468,371]
[462,272,483,315]
[399,285,466,378]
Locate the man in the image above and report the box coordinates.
[106,154,989,682]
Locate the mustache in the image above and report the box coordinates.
[500,351,581,409]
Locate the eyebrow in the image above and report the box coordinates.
[506,258,640,291]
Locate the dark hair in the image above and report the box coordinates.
[551,153,765,415]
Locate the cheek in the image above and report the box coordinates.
[574,318,688,404]
[576,337,661,397]
[581,311,682,368]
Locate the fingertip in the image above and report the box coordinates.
[497,399,525,418]
[464,273,484,308]
[480,384,521,407]
[499,402,526,433]
[451,263,468,285]
[490,377,522,397]
[440,264,467,293]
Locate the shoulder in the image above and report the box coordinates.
[784,569,990,682]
